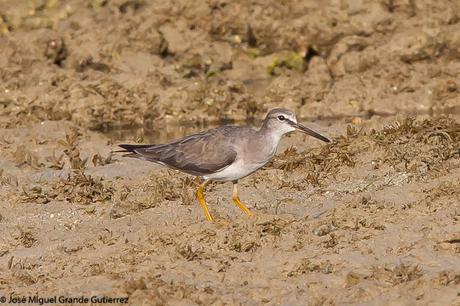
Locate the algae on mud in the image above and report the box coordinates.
[0,0,460,304]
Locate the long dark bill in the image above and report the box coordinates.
[288,120,331,143]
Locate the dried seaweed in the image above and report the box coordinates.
[0,97,72,129]
[372,117,460,174]
[186,80,261,120]
[371,263,423,285]
[436,271,460,286]
[110,172,196,218]
[92,153,114,167]
[58,129,87,170]
[45,151,65,170]
[269,125,363,185]
[288,259,335,277]
[15,227,37,248]
[21,172,113,205]
[81,80,160,130]
[13,145,43,169]
[270,117,460,186]
[0,169,18,186]
[424,181,460,201]
[53,171,114,205]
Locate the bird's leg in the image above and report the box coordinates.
[232,181,253,217]
[196,180,213,221]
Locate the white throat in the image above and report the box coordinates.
[265,125,295,156]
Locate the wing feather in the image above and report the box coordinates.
[123,127,238,176]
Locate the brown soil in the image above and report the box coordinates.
[0,0,460,305]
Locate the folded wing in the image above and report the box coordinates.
[119,128,237,176]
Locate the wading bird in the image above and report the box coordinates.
[119,108,330,221]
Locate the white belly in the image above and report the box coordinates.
[202,159,267,182]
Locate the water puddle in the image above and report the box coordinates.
[101,109,460,145]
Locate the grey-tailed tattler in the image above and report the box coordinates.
[119,108,330,221]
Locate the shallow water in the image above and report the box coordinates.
[104,120,235,144]
[102,111,460,145]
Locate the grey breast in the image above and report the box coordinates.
[237,128,277,166]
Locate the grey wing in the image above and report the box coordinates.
[131,128,237,176]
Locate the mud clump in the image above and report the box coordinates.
[44,37,67,67]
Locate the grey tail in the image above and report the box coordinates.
[116,144,154,157]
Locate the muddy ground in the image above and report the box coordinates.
[1,0,460,305]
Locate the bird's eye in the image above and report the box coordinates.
[278,115,285,121]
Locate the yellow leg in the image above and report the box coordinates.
[232,182,253,217]
[196,181,213,221]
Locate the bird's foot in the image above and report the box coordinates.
[197,185,213,221]
[232,196,254,217]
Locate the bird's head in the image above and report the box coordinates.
[262,108,330,143]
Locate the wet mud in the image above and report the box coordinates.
[0,0,460,305]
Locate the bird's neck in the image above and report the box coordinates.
[258,124,285,153]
